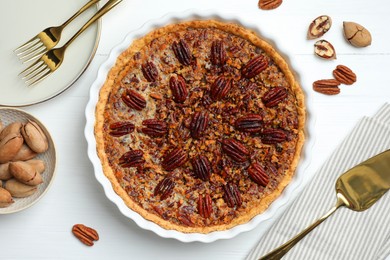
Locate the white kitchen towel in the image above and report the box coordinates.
[247,103,390,260]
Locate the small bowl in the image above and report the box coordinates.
[0,107,56,214]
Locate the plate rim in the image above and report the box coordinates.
[84,9,316,243]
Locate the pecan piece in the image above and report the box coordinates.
[241,55,268,79]
[141,119,167,137]
[248,163,270,186]
[169,75,188,103]
[223,182,242,208]
[333,65,356,85]
[190,111,209,139]
[72,224,99,247]
[119,150,145,168]
[262,87,287,107]
[258,0,283,10]
[313,79,341,95]
[109,122,135,137]
[261,128,287,144]
[307,15,332,39]
[141,61,159,82]
[210,76,233,101]
[235,114,263,133]
[210,40,227,66]
[197,193,213,218]
[314,40,336,59]
[172,39,192,66]
[161,147,188,171]
[154,176,175,200]
[221,138,249,162]
[122,89,146,110]
[191,155,211,181]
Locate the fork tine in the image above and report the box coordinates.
[26,69,52,86]
[17,43,46,61]
[14,36,40,53]
[22,62,48,80]
[19,59,44,77]
[21,48,47,64]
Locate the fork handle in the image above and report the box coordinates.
[61,0,101,28]
[258,194,347,260]
[63,0,122,48]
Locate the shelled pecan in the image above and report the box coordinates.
[122,89,146,110]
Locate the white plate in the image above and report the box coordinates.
[0,107,57,214]
[85,10,315,243]
[0,0,100,107]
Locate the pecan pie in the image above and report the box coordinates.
[95,20,305,233]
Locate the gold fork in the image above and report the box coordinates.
[20,0,122,86]
[14,0,100,63]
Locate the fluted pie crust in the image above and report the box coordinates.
[95,20,305,233]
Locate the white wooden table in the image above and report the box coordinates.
[1,0,389,259]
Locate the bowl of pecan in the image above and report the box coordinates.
[85,10,313,242]
[0,107,57,214]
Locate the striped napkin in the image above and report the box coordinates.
[247,103,390,260]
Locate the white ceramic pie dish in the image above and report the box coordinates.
[85,10,315,243]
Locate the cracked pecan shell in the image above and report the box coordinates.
[191,155,211,181]
[223,182,242,208]
[210,40,227,66]
[241,55,268,79]
[190,111,209,139]
[261,128,287,144]
[169,75,188,103]
[154,176,175,200]
[141,61,159,82]
[109,122,135,137]
[141,119,168,137]
[210,76,233,101]
[118,150,145,168]
[221,138,249,162]
[172,39,192,66]
[161,147,188,171]
[235,114,263,133]
[122,89,146,111]
[262,87,287,107]
[248,163,270,186]
[197,193,213,218]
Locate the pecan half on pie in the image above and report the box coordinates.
[95,20,305,233]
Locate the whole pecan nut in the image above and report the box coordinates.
[210,76,233,101]
[313,79,341,95]
[210,40,227,66]
[154,176,175,200]
[221,138,249,163]
[141,119,168,137]
[172,39,192,66]
[258,0,283,10]
[122,89,147,110]
[169,75,188,103]
[333,65,356,85]
[161,147,188,171]
[191,155,211,181]
[72,224,99,247]
[190,111,209,139]
[248,163,270,186]
[235,114,263,133]
[119,150,145,168]
[223,182,242,208]
[261,128,287,144]
[141,61,159,82]
[109,122,135,137]
[241,55,268,79]
[262,87,287,107]
[197,193,213,218]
